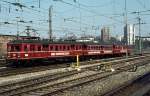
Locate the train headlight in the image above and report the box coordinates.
[25,54,28,57]
[13,54,16,57]
[17,53,20,58]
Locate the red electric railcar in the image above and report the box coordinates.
[6,39,131,66]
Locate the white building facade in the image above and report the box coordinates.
[101,27,110,42]
[124,24,135,45]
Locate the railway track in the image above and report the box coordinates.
[0,55,149,96]
[0,64,68,77]
[0,55,142,77]
[103,72,150,96]
[0,70,87,96]
[143,90,150,96]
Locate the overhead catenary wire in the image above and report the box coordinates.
[0,0,150,38]
[0,0,99,29]
[77,0,114,8]
[57,0,124,24]
[0,0,122,25]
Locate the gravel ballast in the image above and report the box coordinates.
[54,64,150,96]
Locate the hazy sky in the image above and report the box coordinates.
[0,0,150,38]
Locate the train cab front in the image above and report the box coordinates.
[6,43,24,66]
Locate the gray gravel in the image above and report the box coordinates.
[54,64,150,96]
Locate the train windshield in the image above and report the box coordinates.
[8,45,21,52]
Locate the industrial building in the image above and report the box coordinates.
[101,27,110,42]
[124,24,135,45]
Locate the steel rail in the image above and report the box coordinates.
[1,56,149,96]
[0,55,144,77]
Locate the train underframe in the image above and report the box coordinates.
[6,53,127,67]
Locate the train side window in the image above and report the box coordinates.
[87,46,89,50]
[55,46,58,51]
[38,46,41,51]
[10,46,13,51]
[15,46,20,51]
[50,46,53,51]
[78,45,81,50]
[67,46,70,50]
[59,45,62,51]
[24,45,28,51]
[60,45,62,50]
[93,46,95,50]
[43,44,49,51]
[62,45,64,51]
[99,46,101,50]
[79,45,81,50]
[92,46,94,50]
[63,45,66,51]
[58,45,60,51]
[71,45,75,49]
[30,45,35,51]
[11,45,20,52]
[75,45,78,50]
[78,45,80,50]
[83,44,87,50]
[89,46,91,50]
[74,45,76,50]
[101,46,103,50]
[96,46,98,50]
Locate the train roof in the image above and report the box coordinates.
[8,39,126,46]
[8,40,83,44]
[8,40,99,45]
